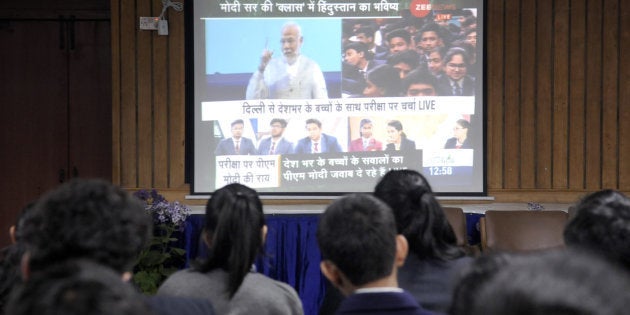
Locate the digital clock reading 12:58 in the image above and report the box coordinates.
[428,166,453,176]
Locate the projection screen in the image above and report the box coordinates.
[190,0,485,196]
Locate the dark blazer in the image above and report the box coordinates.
[444,137,472,149]
[335,291,434,315]
[293,134,342,154]
[257,137,293,155]
[435,75,475,96]
[214,137,256,155]
[398,254,473,313]
[385,137,416,152]
[342,60,384,97]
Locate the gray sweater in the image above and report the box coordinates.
[157,269,303,315]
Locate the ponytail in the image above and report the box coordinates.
[196,184,265,298]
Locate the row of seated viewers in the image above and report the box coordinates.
[0,171,629,315]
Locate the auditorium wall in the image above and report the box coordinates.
[111,0,630,204]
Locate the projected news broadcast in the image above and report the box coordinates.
[191,0,485,195]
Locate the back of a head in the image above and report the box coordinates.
[317,194,397,286]
[469,249,630,315]
[6,260,153,315]
[374,170,461,261]
[200,183,265,297]
[367,64,402,96]
[20,179,152,274]
[564,189,630,270]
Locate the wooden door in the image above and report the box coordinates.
[0,17,111,247]
[0,20,69,246]
[67,19,112,181]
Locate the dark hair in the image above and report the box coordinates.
[20,179,152,274]
[418,22,444,39]
[374,170,463,261]
[344,41,368,55]
[366,64,402,97]
[387,49,420,69]
[386,120,408,139]
[6,260,152,315]
[444,47,470,65]
[197,183,265,298]
[450,252,524,315]
[469,249,630,315]
[270,118,287,128]
[564,189,630,270]
[354,25,374,38]
[385,28,411,45]
[317,194,397,286]
[456,119,471,130]
[0,203,37,312]
[402,69,437,92]
[305,118,322,128]
[231,119,244,127]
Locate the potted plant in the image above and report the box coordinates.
[132,189,191,294]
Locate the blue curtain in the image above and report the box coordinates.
[180,212,483,315]
[181,214,325,315]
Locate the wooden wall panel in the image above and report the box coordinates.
[552,0,570,189]
[167,5,186,189]
[111,0,630,202]
[502,0,521,188]
[535,0,553,189]
[601,0,620,189]
[119,0,138,187]
[584,0,603,189]
[568,0,586,190]
[519,0,536,189]
[486,0,504,190]
[137,0,153,188]
[620,0,630,189]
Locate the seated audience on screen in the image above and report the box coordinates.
[385,120,416,151]
[246,21,328,100]
[6,259,154,315]
[348,118,383,152]
[385,28,412,56]
[353,25,388,62]
[436,48,475,96]
[158,183,303,315]
[414,23,447,61]
[18,178,215,315]
[444,119,472,149]
[425,47,446,77]
[214,119,256,156]
[317,194,433,315]
[387,49,421,80]
[363,64,402,97]
[456,249,630,315]
[293,118,342,154]
[257,118,293,155]
[402,69,438,97]
[341,42,383,97]
[564,189,630,270]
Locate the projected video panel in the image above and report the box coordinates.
[191,0,485,195]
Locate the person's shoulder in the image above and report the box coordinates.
[146,295,216,315]
[234,273,303,313]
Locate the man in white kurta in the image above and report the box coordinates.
[246,22,328,100]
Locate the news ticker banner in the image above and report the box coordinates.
[206,0,477,18]
[201,96,474,121]
[214,148,473,189]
